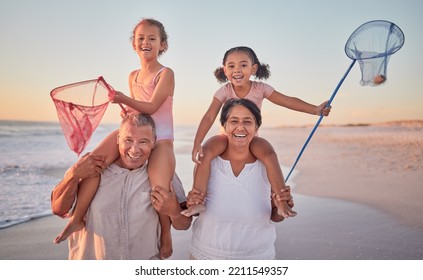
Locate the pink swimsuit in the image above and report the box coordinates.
[131,67,174,141]
[213,81,274,110]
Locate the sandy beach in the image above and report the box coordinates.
[1,121,422,260]
[263,121,423,229]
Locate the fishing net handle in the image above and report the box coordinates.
[98,76,127,113]
[285,59,356,183]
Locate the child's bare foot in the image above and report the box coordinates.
[181,204,206,217]
[53,217,85,244]
[160,232,173,260]
[275,199,297,218]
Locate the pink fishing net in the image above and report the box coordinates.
[51,76,115,155]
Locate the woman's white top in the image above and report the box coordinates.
[190,156,276,260]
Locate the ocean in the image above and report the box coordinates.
[0,120,198,229]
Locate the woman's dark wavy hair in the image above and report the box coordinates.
[214,46,270,83]
[220,98,262,128]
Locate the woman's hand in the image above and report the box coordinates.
[186,188,205,207]
[274,186,294,208]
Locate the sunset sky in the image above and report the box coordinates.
[1,0,422,127]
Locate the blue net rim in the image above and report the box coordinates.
[344,20,405,60]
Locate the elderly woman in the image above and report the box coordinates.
[188,98,294,260]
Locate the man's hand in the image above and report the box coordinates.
[51,153,105,218]
[69,153,107,181]
[150,185,181,218]
[151,184,192,230]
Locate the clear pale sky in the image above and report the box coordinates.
[1,0,422,127]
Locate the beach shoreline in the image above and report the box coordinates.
[1,121,422,260]
[259,122,423,229]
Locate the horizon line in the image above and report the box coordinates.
[1,118,423,128]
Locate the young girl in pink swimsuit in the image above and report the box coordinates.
[54,18,176,260]
[182,46,331,217]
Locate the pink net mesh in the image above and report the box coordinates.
[50,76,115,155]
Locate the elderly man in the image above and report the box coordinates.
[51,113,191,259]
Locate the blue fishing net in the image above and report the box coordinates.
[285,20,405,182]
[345,20,405,86]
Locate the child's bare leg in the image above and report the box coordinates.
[182,135,228,217]
[54,176,98,243]
[148,140,175,259]
[250,137,297,218]
[54,130,120,244]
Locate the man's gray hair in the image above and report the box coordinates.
[120,113,156,140]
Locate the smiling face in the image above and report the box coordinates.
[115,123,155,170]
[223,104,258,148]
[223,51,258,86]
[132,23,167,60]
